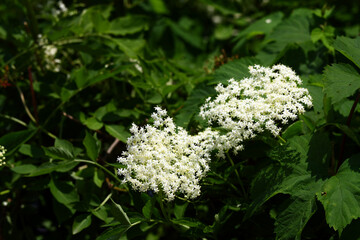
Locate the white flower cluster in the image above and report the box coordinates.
[200,64,312,156]
[118,107,218,201]
[38,34,61,72]
[0,145,6,166]
[118,64,312,200]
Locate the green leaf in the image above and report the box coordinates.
[269,9,312,45]
[174,202,188,219]
[96,225,130,240]
[281,121,304,140]
[247,136,325,219]
[49,178,80,205]
[11,164,37,174]
[167,19,203,49]
[73,214,92,235]
[18,144,45,158]
[83,131,101,161]
[55,138,75,154]
[105,125,130,143]
[232,12,284,52]
[106,15,148,36]
[44,147,74,161]
[0,129,36,155]
[28,161,79,177]
[334,36,360,69]
[175,83,215,127]
[114,38,146,59]
[149,0,169,14]
[324,63,360,104]
[83,117,103,131]
[274,197,317,240]
[142,199,152,219]
[93,168,105,188]
[210,57,261,85]
[317,154,360,231]
[110,198,131,226]
[91,206,109,222]
[214,24,233,40]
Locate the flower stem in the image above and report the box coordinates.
[74,159,122,184]
[226,151,247,199]
[158,190,170,221]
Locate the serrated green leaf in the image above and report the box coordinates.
[105,125,130,143]
[324,63,360,104]
[317,154,360,231]
[175,83,215,127]
[247,135,326,219]
[334,36,360,69]
[275,197,317,240]
[49,178,80,205]
[73,214,92,235]
[210,57,261,85]
[83,131,101,161]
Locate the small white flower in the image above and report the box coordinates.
[118,107,218,201]
[0,145,6,166]
[200,64,312,156]
[265,19,272,24]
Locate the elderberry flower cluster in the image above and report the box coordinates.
[0,145,6,166]
[200,64,312,157]
[118,107,218,201]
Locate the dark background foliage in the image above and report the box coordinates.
[0,0,360,239]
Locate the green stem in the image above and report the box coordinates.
[211,171,242,196]
[158,190,170,221]
[93,192,112,211]
[226,150,247,199]
[277,135,286,144]
[0,114,27,127]
[74,159,121,184]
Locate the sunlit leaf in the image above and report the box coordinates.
[317,154,360,231]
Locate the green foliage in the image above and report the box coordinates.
[1,0,360,239]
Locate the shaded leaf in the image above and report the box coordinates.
[274,197,317,240]
[96,225,130,240]
[110,198,131,226]
[83,131,101,161]
[0,129,36,155]
[106,15,148,36]
[28,161,79,177]
[49,178,79,205]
